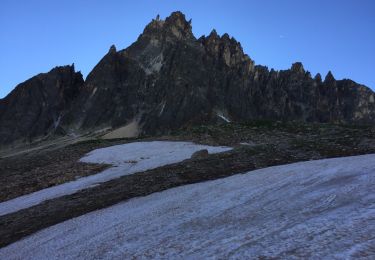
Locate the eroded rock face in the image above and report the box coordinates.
[0,65,83,145]
[69,11,374,136]
[1,11,374,145]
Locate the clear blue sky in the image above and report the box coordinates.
[1,0,374,98]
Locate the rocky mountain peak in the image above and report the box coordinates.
[0,64,84,145]
[141,11,194,41]
[208,29,219,38]
[291,62,305,74]
[202,29,220,44]
[324,71,336,83]
[314,73,322,83]
[108,44,117,54]
[1,11,374,147]
[47,64,75,74]
[165,11,190,27]
[199,29,253,69]
[163,11,193,39]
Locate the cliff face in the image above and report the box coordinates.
[1,11,374,145]
[0,65,83,145]
[66,11,374,133]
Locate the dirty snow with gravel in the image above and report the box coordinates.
[1,154,374,259]
[0,141,231,216]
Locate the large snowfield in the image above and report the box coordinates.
[1,153,374,259]
[0,141,231,216]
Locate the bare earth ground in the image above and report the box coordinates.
[0,139,134,202]
[0,121,374,247]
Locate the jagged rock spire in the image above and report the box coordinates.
[209,29,218,38]
[291,62,305,74]
[164,11,193,39]
[1,10,374,147]
[108,44,117,54]
[324,71,335,83]
[141,11,194,41]
[314,73,322,83]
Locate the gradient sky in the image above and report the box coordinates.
[1,0,374,98]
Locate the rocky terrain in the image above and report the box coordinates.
[0,11,374,258]
[0,66,84,145]
[0,121,374,248]
[0,11,374,147]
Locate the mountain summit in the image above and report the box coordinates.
[0,11,374,146]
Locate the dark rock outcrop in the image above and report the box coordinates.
[0,65,83,145]
[1,11,374,146]
[191,149,209,160]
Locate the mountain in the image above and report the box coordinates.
[1,11,374,146]
[0,65,83,145]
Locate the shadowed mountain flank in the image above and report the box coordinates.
[1,11,374,146]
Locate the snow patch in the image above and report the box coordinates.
[144,54,163,75]
[159,101,166,116]
[217,112,231,123]
[0,141,231,216]
[53,115,61,129]
[90,87,98,98]
[1,154,374,258]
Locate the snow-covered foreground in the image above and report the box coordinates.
[2,154,374,259]
[0,141,231,216]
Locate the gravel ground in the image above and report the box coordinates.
[0,121,374,248]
